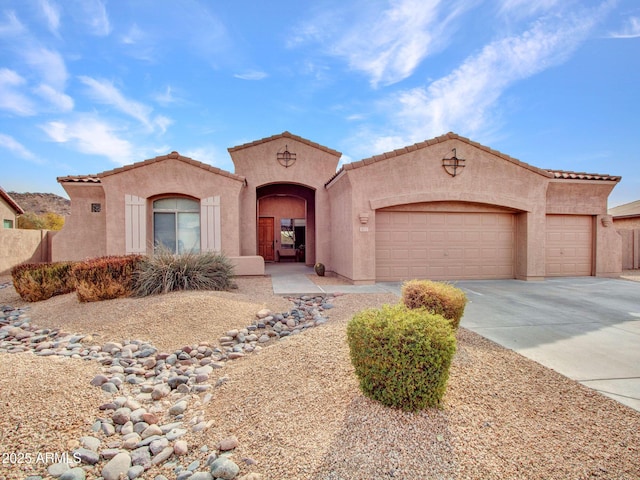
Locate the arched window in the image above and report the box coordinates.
[153,198,200,254]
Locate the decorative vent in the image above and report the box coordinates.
[91,203,102,213]
[277,145,296,168]
[442,148,465,177]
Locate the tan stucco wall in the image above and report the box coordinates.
[0,197,18,228]
[230,136,339,265]
[0,229,51,274]
[52,183,106,261]
[546,181,613,214]
[596,215,622,277]
[99,159,244,256]
[328,138,551,282]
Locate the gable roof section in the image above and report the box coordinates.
[228,131,342,157]
[0,186,24,214]
[325,132,620,187]
[608,199,640,218]
[58,152,246,184]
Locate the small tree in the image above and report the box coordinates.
[17,212,65,230]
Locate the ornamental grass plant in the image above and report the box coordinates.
[133,248,235,296]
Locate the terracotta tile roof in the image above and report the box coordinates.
[0,186,25,214]
[228,131,342,157]
[546,170,621,182]
[58,152,246,184]
[325,132,554,187]
[98,151,246,182]
[608,199,640,218]
[57,174,101,183]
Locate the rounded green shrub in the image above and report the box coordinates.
[347,304,457,411]
[401,279,467,329]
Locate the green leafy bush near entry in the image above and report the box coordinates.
[134,249,235,296]
[401,279,467,329]
[11,261,76,302]
[72,255,143,302]
[347,304,457,411]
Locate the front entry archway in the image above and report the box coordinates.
[256,183,316,266]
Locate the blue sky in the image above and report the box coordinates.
[1,0,638,207]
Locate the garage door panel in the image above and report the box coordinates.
[376,211,514,281]
[545,215,592,277]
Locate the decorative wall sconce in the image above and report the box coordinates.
[442,148,465,177]
[277,145,296,168]
[359,213,370,224]
[601,215,613,227]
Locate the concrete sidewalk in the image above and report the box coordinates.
[266,263,393,295]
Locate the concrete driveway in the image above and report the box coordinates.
[440,277,640,411]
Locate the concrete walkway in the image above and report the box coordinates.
[266,266,640,412]
[266,263,394,295]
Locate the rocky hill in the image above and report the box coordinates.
[8,192,71,216]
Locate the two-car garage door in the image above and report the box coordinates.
[376,211,515,281]
[375,211,594,281]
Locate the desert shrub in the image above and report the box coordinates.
[347,304,457,411]
[401,279,467,329]
[11,261,76,302]
[72,255,144,302]
[134,249,235,296]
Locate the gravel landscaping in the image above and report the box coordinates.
[0,276,639,480]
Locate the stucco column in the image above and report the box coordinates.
[516,209,546,280]
[595,214,622,277]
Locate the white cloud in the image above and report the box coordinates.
[0,10,26,36]
[292,0,468,87]
[121,23,144,45]
[79,0,111,36]
[0,133,42,164]
[34,84,74,112]
[356,5,608,152]
[497,0,562,18]
[153,86,179,106]
[23,46,68,90]
[39,0,61,35]
[608,16,640,38]
[183,146,226,167]
[233,71,268,81]
[0,69,35,116]
[79,76,170,133]
[41,116,133,165]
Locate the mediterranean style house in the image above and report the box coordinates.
[52,132,622,283]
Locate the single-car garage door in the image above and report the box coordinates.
[376,211,515,281]
[545,215,593,276]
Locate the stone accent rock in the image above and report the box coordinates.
[0,294,335,479]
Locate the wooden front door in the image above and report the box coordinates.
[258,217,275,261]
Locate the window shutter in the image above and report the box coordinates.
[201,196,221,252]
[125,194,146,254]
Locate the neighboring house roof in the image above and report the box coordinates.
[58,151,246,184]
[0,186,25,214]
[547,170,621,182]
[228,131,342,157]
[608,199,640,218]
[325,132,621,187]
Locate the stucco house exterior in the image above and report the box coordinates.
[52,132,622,282]
[0,187,24,229]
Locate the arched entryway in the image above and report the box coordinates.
[256,183,315,266]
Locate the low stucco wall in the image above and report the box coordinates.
[229,256,265,276]
[0,229,51,274]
